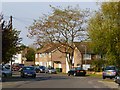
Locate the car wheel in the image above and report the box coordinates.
[103,76,106,79]
[33,75,36,78]
[110,77,113,79]
[68,73,70,76]
[83,74,86,76]
[21,75,24,78]
[74,73,76,76]
[21,74,25,78]
[2,73,6,78]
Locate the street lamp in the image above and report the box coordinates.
[81,45,87,70]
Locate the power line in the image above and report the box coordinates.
[4,15,35,24]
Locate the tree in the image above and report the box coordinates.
[88,2,120,66]
[25,47,35,62]
[1,15,22,63]
[28,5,89,69]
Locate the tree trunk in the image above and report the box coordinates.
[66,51,74,70]
[81,54,83,69]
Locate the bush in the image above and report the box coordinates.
[56,68,62,72]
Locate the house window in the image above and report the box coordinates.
[96,55,101,59]
[83,54,91,60]
[39,53,44,57]
[39,54,42,57]
[42,53,45,57]
[49,53,51,58]
[35,54,38,58]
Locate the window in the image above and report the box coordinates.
[39,54,42,57]
[35,54,38,58]
[49,53,51,58]
[83,54,91,60]
[23,67,34,70]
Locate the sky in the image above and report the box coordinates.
[2,2,100,46]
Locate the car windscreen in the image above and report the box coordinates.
[23,67,34,70]
[105,66,116,70]
[19,64,24,67]
[39,66,45,69]
[75,67,83,70]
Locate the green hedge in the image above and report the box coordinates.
[56,68,62,72]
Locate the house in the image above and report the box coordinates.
[35,43,67,73]
[12,53,23,64]
[11,48,35,66]
[35,42,101,73]
[73,42,101,70]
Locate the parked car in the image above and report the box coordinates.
[1,65,12,78]
[39,66,47,73]
[19,64,24,68]
[114,75,120,85]
[34,66,40,73]
[68,67,86,76]
[12,63,24,71]
[48,67,56,74]
[20,66,36,78]
[102,66,119,79]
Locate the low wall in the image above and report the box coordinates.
[24,61,34,66]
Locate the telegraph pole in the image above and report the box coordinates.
[9,16,13,71]
[9,16,12,31]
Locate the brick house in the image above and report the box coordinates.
[35,42,101,73]
[35,43,67,73]
[73,42,101,70]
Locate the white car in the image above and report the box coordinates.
[48,68,57,74]
[1,65,12,78]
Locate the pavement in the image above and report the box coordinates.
[98,80,119,89]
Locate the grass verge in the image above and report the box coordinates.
[87,73,102,78]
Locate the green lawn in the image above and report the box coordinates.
[87,73,102,78]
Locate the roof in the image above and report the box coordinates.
[36,42,94,54]
[74,42,93,54]
[36,43,60,53]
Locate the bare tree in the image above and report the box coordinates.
[28,5,89,69]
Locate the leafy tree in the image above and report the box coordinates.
[88,2,120,66]
[25,47,35,62]
[28,5,89,69]
[91,59,105,72]
[1,15,22,63]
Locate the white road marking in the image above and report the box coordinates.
[93,85,100,88]
[88,81,93,84]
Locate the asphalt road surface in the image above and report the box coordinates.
[1,73,120,89]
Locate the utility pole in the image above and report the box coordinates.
[84,45,87,70]
[9,16,13,71]
[9,16,12,31]
[81,45,87,70]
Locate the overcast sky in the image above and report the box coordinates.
[2,2,99,46]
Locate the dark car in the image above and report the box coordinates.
[102,66,119,79]
[20,66,36,78]
[39,66,46,73]
[34,66,40,73]
[68,67,86,76]
[19,64,24,68]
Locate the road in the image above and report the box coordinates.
[1,72,120,89]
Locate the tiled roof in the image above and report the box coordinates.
[36,43,60,53]
[36,42,94,54]
[74,42,93,54]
